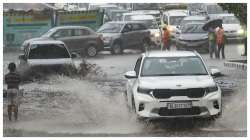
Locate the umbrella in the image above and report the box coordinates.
[202,19,223,31]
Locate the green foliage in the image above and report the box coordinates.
[218,3,247,25]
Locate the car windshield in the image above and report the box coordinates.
[97,23,124,33]
[141,57,208,76]
[170,16,186,25]
[222,16,240,24]
[133,20,158,29]
[41,29,56,37]
[182,24,206,33]
[29,44,70,59]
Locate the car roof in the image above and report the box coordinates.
[105,21,147,24]
[29,40,65,45]
[50,26,90,30]
[132,10,160,14]
[163,10,188,16]
[183,16,208,21]
[143,51,198,58]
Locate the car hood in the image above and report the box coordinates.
[222,24,241,32]
[139,75,215,89]
[27,58,73,66]
[179,33,208,40]
[23,37,52,44]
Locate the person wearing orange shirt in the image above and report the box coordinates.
[162,26,170,51]
[216,26,226,59]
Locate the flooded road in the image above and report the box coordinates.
[3,44,247,136]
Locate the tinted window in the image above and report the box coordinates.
[182,24,206,33]
[53,29,72,38]
[29,44,70,59]
[169,16,186,25]
[97,22,124,33]
[141,57,208,76]
[74,29,90,36]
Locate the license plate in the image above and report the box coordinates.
[167,102,192,109]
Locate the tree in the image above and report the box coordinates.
[218,3,247,25]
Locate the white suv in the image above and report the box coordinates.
[124,51,222,119]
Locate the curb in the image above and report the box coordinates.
[224,61,247,71]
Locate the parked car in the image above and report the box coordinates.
[124,51,222,120]
[162,10,188,40]
[176,22,209,53]
[97,21,151,54]
[212,14,245,42]
[22,26,104,57]
[128,15,162,48]
[19,40,77,74]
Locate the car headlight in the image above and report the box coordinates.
[103,37,112,43]
[137,87,153,96]
[168,26,175,32]
[237,28,244,35]
[205,85,218,95]
[154,32,160,38]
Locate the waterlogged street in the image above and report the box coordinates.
[3,44,247,136]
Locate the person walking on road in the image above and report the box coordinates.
[208,27,218,58]
[5,62,21,121]
[162,26,170,51]
[216,26,226,59]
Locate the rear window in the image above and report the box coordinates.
[29,44,70,59]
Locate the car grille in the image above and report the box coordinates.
[153,88,205,99]
[158,107,201,116]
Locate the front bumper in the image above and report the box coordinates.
[176,40,209,52]
[134,91,221,119]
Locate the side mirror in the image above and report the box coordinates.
[176,25,180,29]
[124,71,137,79]
[71,53,77,58]
[210,68,221,77]
[18,54,26,60]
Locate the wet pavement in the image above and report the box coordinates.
[2,44,247,137]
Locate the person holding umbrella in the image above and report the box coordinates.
[203,19,223,59]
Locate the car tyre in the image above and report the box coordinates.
[86,45,98,57]
[111,43,123,54]
[141,39,150,52]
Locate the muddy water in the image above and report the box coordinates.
[3,58,246,136]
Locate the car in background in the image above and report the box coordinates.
[22,26,104,57]
[124,51,222,120]
[97,21,151,54]
[121,10,161,22]
[187,3,225,16]
[19,40,77,75]
[131,10,161,22]
[109,9,130,21]
[179,16,208,29]
[128,15,161,48]
[177,15,209,37]
[176,22,209,53]
[212,14,245,42]
[162,10,188,40]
